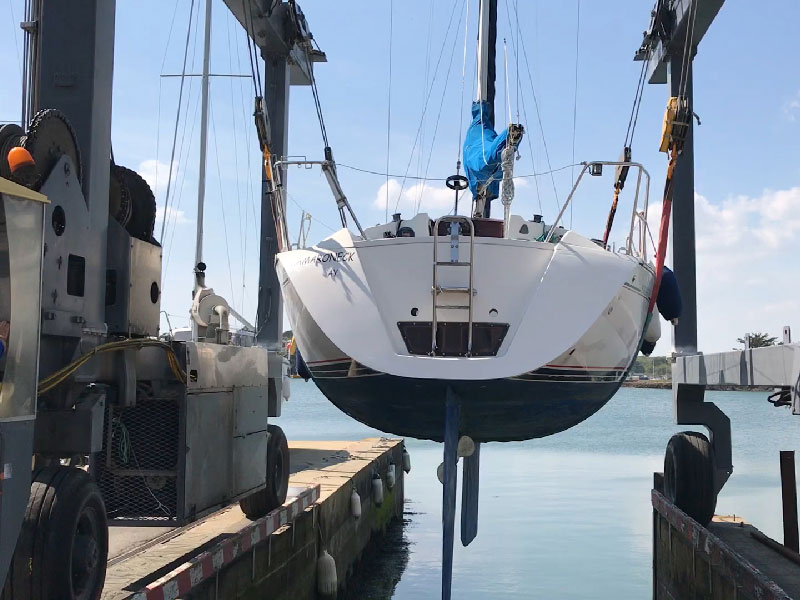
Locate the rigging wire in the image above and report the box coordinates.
[503,0,541,213]
[243,0,264,99]
[514,0,520,124]
[230,10,259,259]
[415,0,467,214]
[503,38,512,125]
[456,0,471,167]
[235,30,260,322]
[163,0,203,270]
[163,23,203,279]
[623,47,649,149]
[159,0,197,244]
[517,15,560,213]
[163,82,203,276]
[415,0,436,214]
[156,0,183,195]
[503,1,545,214]
[569,0,580,228]
[20,0,30,126]
[286,192,337,233]
[160,0,184,72]
[301,38,330,150]
[385,0,393,222]
[678,0,699,100]
[8,0,23,117]
[392,0,462,213]
[225,11,247,304]
[209,95,239,310]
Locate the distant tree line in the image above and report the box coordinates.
[632,355,671,379]
[735,332,778,349]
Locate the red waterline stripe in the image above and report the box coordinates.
[310,359,628,371]
[307,357,350,365]
[544,364,627,370]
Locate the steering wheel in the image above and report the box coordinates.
[445,174,469,191]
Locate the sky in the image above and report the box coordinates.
[1,0,799,354]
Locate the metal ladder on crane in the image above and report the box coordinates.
[431,216,476,357]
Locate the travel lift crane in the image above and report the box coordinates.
[633,0,738,527]
[0,1,324,597]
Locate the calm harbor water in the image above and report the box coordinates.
[278,380,798,599]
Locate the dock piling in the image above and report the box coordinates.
[780,450,798,552]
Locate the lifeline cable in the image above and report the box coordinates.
[338,161,577,181]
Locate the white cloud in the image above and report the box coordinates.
[138,159,177,196]
[374,178,455,214]
[155,205,191,227]
[784,90,800,122]
[647,186,800,352]
[373,176,530,215]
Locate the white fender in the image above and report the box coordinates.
[644,313,662,343]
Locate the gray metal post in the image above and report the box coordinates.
[195,0,212,270]
[669,58,697,355]
[256,52,289,347]
[35,0,115,330]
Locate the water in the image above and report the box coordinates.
[279,380,798,599]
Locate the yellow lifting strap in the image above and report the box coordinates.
[263,145,273,182]
[602,187,621,246]
[659,96,690,154]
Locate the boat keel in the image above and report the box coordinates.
[442,387,460,600]
[461,442,480,547]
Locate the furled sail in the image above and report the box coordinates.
[462,100,508,205]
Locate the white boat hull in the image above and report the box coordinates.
[277,225,655,442]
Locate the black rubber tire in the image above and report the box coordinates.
[108,163,133,228]
[239,425,290,520]
[2,466,108,600]
[0,124,24,180]
[664,431,717,526]
[116,166,156,242]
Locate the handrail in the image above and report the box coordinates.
[544,161,651,258]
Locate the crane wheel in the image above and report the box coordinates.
[239,425,290,520]
[664,431,717,526]
[2,466,108,600]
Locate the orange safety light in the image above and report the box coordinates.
[7,146,35,173]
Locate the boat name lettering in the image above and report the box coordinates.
[297,251,355,267]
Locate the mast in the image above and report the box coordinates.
[475,0,497,124]
[195,0,212,272]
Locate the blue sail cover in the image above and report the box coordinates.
[462,101,508,201]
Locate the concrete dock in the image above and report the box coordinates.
[653,479,800,599]
[102,438,405,599]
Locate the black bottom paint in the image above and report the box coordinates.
[311,363,625,443]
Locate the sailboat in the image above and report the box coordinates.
[276,1,661,444]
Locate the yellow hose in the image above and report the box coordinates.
[37,338,187,396]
